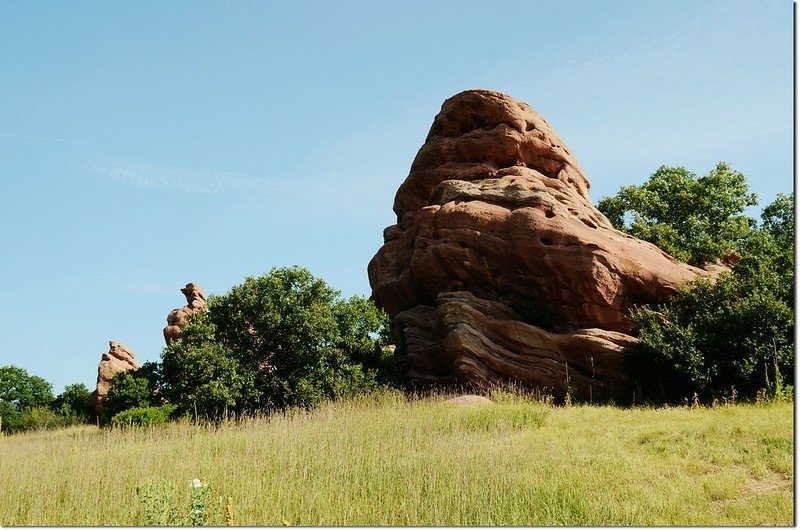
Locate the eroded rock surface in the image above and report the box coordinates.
[368,89,709,400]
[88,340,140,415]
[163,283,206,344]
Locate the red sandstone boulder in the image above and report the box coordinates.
[368,90,710,400]
[163,283,206,344]
[88,340,140,415]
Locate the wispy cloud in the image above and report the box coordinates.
[92,160,300,195]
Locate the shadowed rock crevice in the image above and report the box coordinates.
[368,89,710,400]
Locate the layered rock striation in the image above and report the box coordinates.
[88,340,141,415]
[368,90,709,400]
[163,283,206,344]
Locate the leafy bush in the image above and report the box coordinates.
[161,266,392,417]
[0,400,20,433]
[601,169,795,402]
[597,162,757,265]
[0,365,54,410]
[160,311,254,418]
[103,369,161,424]
[333,296,397,385]
[17,406,64,432]
[136,478,231,526]
[110,404,178,428]
[51,383,91,425]
[0,365,55,433]
[628,272,793,402]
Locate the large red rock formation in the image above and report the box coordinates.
[368,89,710,400]
[88,340,140,416]
[163,283,206,344]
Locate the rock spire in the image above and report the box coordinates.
[368,89,710,400]
[163,282,206,344]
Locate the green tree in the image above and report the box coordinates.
[597,162,757,265]
[161,266,391,415]
[209,267,343,372]
[738,192,794,305]
[0,400,21,433]
[161,311,254,417]
[0,365,54,410]
[760,192,794,242]
[102,371,158,424]
[207,266,387,409]
[0,365,54,433]
[626,193,794,402]
[51,383,91,424]
[333,296,397,385]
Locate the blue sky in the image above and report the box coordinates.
[0,0,792,394]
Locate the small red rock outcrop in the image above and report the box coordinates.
[88,340,141,415]
[163,283,206,344]
[368,89,711,400]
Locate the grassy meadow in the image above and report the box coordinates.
[0,391,793,526]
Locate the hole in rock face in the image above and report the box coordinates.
[498,156,519,168]
[581,218,598,229]
[526,121,536,132]
[545,209,556,218]
[460,113,487,134]
[515,299,553,329]
[540,237,554,246]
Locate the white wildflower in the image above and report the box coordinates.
[190,478,204,489]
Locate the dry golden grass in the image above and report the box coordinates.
[0,391,793,526]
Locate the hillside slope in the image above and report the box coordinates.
[0,393,792,526]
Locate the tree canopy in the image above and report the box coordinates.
[0,365,55,432]
[52,383,91,422]
[597,162,758,265]
[599,164,794,402]
[160,266,392,417]
[0,365,54,411]
[0,366,94,433]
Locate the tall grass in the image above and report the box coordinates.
[0,390,793,526]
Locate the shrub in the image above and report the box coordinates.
[161,266,392,417]
[628,274,793,402]
[136,478,230,526]
[17,406,64,432]
[103,370,160,424]
[619,192,794,402]
[597,162,757,265]
[110,404,178,428]
[0,400,20,433]
[51,383,91,425]
[0,365,55,433]
[160,312,254,418]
